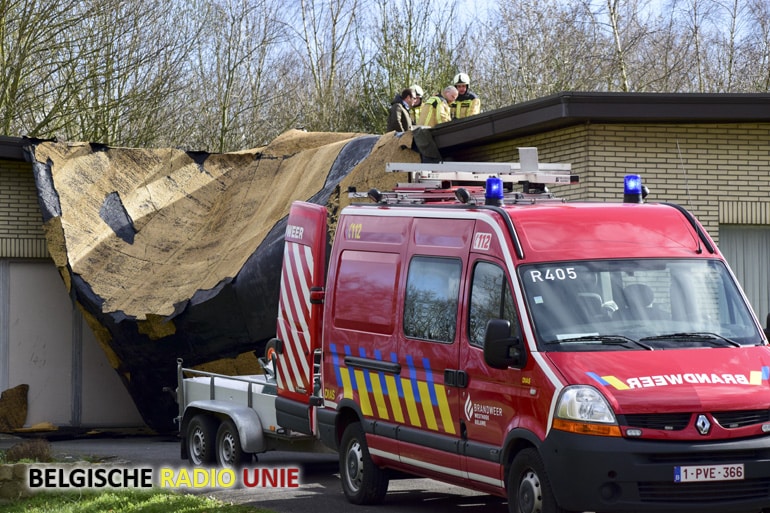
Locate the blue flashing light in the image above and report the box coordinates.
[485,176,504,206]
[623,174,644,203]
[624,174,642,195]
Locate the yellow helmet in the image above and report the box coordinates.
[453,73,470,86]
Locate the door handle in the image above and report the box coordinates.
[444,369,468,388]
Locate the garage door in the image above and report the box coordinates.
[719,225,770,331]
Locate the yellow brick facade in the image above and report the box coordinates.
[0,160,48,258]
[450,122,770,245]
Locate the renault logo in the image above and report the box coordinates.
[696,414,711,435]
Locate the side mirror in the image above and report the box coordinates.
[483,319,526,369]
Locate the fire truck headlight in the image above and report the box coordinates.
[553,385,622,437]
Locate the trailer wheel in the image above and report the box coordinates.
[508,448,567,513]
[339,422,388,504]
[216,419,251,468]
[187,414,217,466]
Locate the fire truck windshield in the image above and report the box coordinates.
[518,259,764,350]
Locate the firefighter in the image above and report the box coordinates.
[417,86,458,127]
[409,84,424,125]
[450,73,481,119]
[386,87,418,132]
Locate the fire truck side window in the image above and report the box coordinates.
[403,256,462,343]
[468,261,517,348]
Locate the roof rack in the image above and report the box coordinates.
[351,147,579,205]
[386,148,574,184]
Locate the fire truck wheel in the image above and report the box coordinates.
[508,448,567,513]
[216,418,251,468]
[187,414,217,466]
[339,422,389,504]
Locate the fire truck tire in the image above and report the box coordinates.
[187,414,218,466]
[339,422,389,504]
[216,418,251,467]
[508,448,568,513]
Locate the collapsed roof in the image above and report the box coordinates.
[26,129,420,431]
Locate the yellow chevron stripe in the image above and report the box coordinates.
[434,384,455,434]
[354,369,373,416]
[369,373,390,420]
[602,375,630,390]
[384,375,404,423]
[417,381,438,430]
[340,366,353,399]
[400,378,422,427]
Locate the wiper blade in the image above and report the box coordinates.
[639,332,741,347]
[547,335,653,350]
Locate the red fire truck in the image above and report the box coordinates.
[177,149,770,513]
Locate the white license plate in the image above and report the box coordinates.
[674,464,744,482]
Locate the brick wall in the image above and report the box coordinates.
[449,122,770,245]
[0,160,48,259]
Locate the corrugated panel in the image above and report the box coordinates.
[719,201,770,225]
[719,225,770,327]
[0,238,49,259]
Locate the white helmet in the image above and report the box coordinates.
[453,73,470,86]
[410,84,424,98]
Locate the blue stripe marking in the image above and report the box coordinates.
[587,372,609,385]
[763,366,769,380]
[330,343,343,386]
[359,347,373,392]
[391,352,404,398]
[344,345,357,391]
[374,349,387,395]
[406,354,420,403]
[422,358,438,406]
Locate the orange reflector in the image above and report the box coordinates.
[552,418,622,437]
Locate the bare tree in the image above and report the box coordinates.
[288,0,361,132]
[606,0,631,91]
[188,0,288,152]
[1,0,769,148]
[64,0,203,146]
[481,0,610,107]
[354,0,459,132]
[0,0,90,137]
[745,0,770,90]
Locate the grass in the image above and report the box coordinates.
[0,440,272,512]
[0,489,269,512]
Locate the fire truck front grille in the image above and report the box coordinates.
[712,409,770,428]
[621,413,691,430]
[638,478,770,502]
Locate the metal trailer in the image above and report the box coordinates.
[174,356,330,467]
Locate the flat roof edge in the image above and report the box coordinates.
[0,136,30,161]
[431,91,770,151]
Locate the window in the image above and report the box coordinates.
[519,259,763,350]
[469,261,517,347]
[333,250,400,334]
[403,256,461,343]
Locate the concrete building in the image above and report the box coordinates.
[1,92,769,429]
[0,137,143,428]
